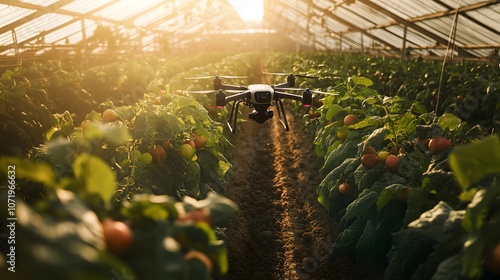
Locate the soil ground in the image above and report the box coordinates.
[220,108,358,280]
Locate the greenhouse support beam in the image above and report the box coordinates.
[0,0,121,54]
[298,0,400,53]
[402,25,408,60]
[357,0,475,58]
[0,0,75,36]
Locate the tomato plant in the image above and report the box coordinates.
[269,52,498,280]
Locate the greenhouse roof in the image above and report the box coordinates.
[0,0,499,60]
[267,0,500,59]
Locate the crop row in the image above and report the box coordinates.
[0,52,259,279]
[267,52,500,279]
[0,52,232,156]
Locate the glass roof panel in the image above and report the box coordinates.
[60,0,114,15]
[13,13,74,43]
[334,9,373,29]
[343,4,391,26]
[43,20,83,43]
[19,0,59,7]
[0,4,34,27]
[93,0,164,22]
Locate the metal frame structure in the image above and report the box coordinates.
[266,0,500,59]
[0,0,499,62]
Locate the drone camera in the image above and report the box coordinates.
[254,91,272,103]
[249,107,273,124]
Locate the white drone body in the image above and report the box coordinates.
[247,84,274,104]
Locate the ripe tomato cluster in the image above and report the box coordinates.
[360,145,401,172]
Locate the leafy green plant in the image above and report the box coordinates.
[0,154,237,280]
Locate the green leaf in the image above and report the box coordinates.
[320,139,360,177]
[133,111,159,142]
[460,234,485,279]
[351,75,373,87]
[343,189,379,223]
[385,112,417,144]
[361,127,389,152]
[377,184,407,210]
[349,116,384,129]
[0,156,58,188]
[157,111,186,140]
[385,228,435,280]
[98,123,131,145]
[438,113,462,131]
[0,192,131,279]
[330,218,366,260]
[449,135,500,189]
[325,104,343,120]
[73,154,116,202]
[461,179,500,234]
[408,201,454,242]
[432,255,461,280]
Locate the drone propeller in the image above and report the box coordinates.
[277,88,339,96]
[262,72,318,79]
[186,89,217,94]
[184,75,247,80]
[186,89,246,94]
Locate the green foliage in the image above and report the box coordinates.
[449,135,500,189]
[269,52,499,279]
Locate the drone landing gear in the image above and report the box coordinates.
[227,101,290,134]
[227,100,243,134]
[275,99,290,131]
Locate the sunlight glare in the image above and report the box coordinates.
[228,0,264,22]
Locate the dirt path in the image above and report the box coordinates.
[221,106,357,280]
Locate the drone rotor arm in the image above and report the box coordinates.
[220,84,248,91]
[225,91,250,103]
[273,91,303,102]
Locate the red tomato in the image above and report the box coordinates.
[344,114,359,126]
[102,219,133,255]
[361,153,379,169]
[153,97,161,105]
[101,109,119,122]
[385,155,400,172]
[149,145,167,163]
[192,133,207,149]
[339,183,350,194]
[428,136,451,155]
[363,146,376,155]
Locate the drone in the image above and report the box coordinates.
[185,73,337,133]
